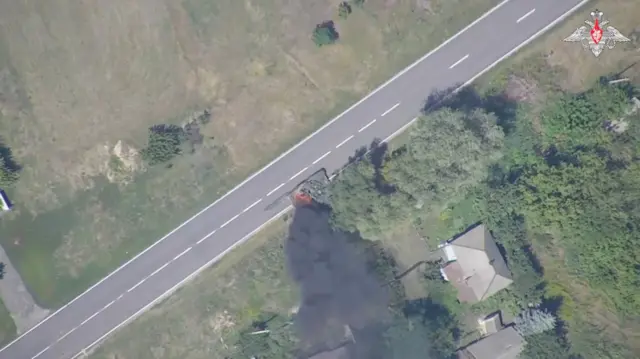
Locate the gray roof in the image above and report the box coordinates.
[457,326,525,359]
[446,224,513,303]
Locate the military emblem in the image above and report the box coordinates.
[563,10,630,57]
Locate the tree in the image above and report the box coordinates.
[330,158,411,239]
[515,308,557,336]
[141,124,185,165]
[338,2,352,19]
[384,299,459,359]
[384,108,504,205]
[312,21,339,47]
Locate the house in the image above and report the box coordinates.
[439,224,513,303]
[456,326,525,359]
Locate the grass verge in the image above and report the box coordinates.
[0,0,501,308]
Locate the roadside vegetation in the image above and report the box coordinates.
[91,2,640,358]
[0,298,16,347]
[0,0,502,309]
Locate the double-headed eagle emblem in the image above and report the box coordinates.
[563,10,630,57]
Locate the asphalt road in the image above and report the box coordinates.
[0,0,589,357]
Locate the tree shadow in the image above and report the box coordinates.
[402,297,461,341]
[0,140,21,174]
[422,84,520,136]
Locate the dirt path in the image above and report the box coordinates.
[0,245,49,334]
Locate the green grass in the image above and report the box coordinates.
[0,299,17,347]
[90,217,296,359]
[0,0,502,309]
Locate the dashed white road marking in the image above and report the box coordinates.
[55,326,78,343]
[102,300,115,311]
[197,230,215,244]
[173,247,192,261]
[79,308,104,327]
[220,214,240,229]
[289,166,309,181]
[358,119,377,132]
[127,278,147,293]
[336,135,354,149]
[517,8,535,23]
[243,198,263,213]
[312,151,332,165]
[149,262,171,277]
[381,102,400,116]
[449,54,469,69]
[266,183,286,197]
[117,294,124,300]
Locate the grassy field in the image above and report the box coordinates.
[90,214,297,359]
[87,2,640,357]
[0,0,501,309]
[0,299,16,348]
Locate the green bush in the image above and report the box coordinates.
[141,124,185,165]
[338,2,352,19]
[312,21,339,47]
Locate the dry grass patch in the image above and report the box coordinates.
[0,0,501,307]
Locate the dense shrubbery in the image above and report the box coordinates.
[329,81,640,358]
[141,124,185,165]
[330,106,504,239]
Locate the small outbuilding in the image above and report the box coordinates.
[456,326,525,359]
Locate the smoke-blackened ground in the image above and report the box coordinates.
[285,206,391,359]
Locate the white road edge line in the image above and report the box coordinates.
[449,54,469,69]
[242,198,263,213]
[266,183,286,197]
[16,0,596,357]
[67,0,588,349]
[336,135,354,149]
[72,205,293,359]
[289,167,309,181]
[358,119,377,133]
[517,8,536,23]
[219,214,240,229]
[173,247,192,261]
[312,151,331,165]
[0,0,517,350]
[31,345,50,359]
[381,102,400,117]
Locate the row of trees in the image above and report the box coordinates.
[330,106,505,239]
